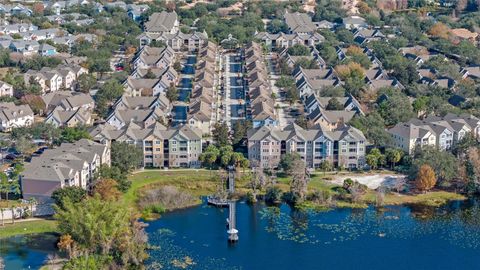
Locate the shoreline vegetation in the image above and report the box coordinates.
[129,169,467,215]
[0,169,467,239]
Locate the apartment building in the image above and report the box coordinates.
[388,114,480,154]
[90,122,203,168]
[247,123,367,169]
[21,139,110,203]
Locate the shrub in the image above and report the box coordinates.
[265,186,282,204]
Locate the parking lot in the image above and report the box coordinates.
[223,51,246,127]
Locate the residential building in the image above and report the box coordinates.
[254,32,324,49]
[21,139,110,203]
[388,114,480,154]
[144,11,179,35]
[284,11,317,34]
[45,107,92,127]
[244,42,277,128]
[0,81,14,97]
[90,122,203,168]
[42,91,94,114]
[247,123,367,169]
[342,16,367,30]
[0,102,34,132]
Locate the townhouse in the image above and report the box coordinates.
[247,123,367,169]
[113,95,171,111]
[132,45,175,70]
[45,107,92,127]
[0,4,32,17]
[255,32,325,49]
[127,4,149,22]
[9,40,40,56]
[21,139,110,203]
[42,91,94,114]
[138,31,209,51]
[0,80,14,97]
[24,64,88,93]
[90,122,203,168]
[353,29,386,44]
[388,114,480,154]
[0,23,37,35]
[294,67,340,98]
[0,102,34,132]
[106,103,168,129]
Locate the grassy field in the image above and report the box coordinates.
[0,219,57,238]
[125,169,225,207]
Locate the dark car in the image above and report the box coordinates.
[5,154,18,160]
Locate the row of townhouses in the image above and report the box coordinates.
[105,95,171,129]
[244,42,277,128]
[187,42,218,135]
[21,139,110,203]
[388,114,480,154]
[24,64,89,93]
[0,102,34,132]
[43,91,94,127]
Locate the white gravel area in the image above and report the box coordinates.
[329,174,407,189]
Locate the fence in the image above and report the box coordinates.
[0,203,54,223]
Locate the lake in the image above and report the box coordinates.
[2,200,480,269]
[145,199,480,270]
[0,233,59,269]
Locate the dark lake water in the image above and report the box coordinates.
[0,233,59,269]
[3,200,480,270]
[145,199,480,270]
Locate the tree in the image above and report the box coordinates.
[51,187,87,210]
[61,126,91,143]
[199,144,220,170]
[55,196,148,267]
[213,122,230,147]
[319,160,333,176]
[385,148,403,169]
[0,173,10,201]
[334,62,365,97]
[377,88,414,126]
[232,120,252,146]
[144,69,156,79]
[287,44,310,56]
[265,186,282,204]
[279,153,302,175]
[366,148,385,170]
[289,158,308,203]
[165,85,178,102]
[111,142,143,173]
[326,98,344,110]
[415,164,436,193]
[428,22,450,39]
[96,165,130,192]
[93,179,122,201]
[267,19,288,34]
[15,136,35,156]
[77,73,96,93]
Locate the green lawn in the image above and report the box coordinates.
[124,169,221,207]
[0,220,58,238]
